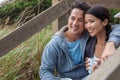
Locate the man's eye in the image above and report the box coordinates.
[78,19,84,22]
[71,17,75,20]
[84,22,87,24]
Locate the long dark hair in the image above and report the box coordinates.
[86,5,112,41]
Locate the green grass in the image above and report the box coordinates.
[0,25,54,80]
[109,8,120,24]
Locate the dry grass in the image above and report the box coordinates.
[0,25,53,80]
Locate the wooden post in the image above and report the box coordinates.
[52,0,59,33]
[52,0,69,33]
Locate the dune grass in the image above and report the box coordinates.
[0,25,54,80]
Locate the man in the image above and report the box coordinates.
[101,25,120,61]
[39,2,120,80]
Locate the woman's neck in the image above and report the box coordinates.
[96,29,106,45]
[95,30,106,59]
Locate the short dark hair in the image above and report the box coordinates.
[71,1,90,14]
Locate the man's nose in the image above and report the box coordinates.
[73,20,78,26]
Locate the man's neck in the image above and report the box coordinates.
[64,31,83,42]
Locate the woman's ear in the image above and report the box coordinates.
[103,19,108,27]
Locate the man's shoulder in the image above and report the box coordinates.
[112,24,120,28]
[46,25,68,47]
[47,34,64,46]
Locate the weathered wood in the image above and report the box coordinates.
[0,0,75,57]
[52,0,61,5]
[87,46,120,80]
[52,0,61,33]
[52,0,120,32]
[57,13,69,30]
[52,12,69,33]
[81,0,120,9]
[52,0,71,33]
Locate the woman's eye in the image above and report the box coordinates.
[90,21,94,23]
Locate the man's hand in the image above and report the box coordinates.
[101,42,116,61]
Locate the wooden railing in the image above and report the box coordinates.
[87,47,120,80]
[0,0,120,79]
[0,0,120,57]
[0,0,76,57]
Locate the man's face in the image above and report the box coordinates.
[68,8,85,36]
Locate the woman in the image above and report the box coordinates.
[84,5,114,72]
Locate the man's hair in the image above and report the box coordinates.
[71,1,90,14]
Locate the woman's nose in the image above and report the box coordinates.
[86,23,91,28]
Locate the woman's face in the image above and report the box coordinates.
[85,14,107,37]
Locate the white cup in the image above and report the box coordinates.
[87,58,95,74]
[60,78,72,80]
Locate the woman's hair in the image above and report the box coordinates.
[86,5,112,41]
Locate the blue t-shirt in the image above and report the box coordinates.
[66,39,82,65]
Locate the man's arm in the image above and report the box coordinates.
[101,42,116,61]
[39,43,60,80]
[101,24,120,61]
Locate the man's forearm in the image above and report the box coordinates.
[101,42,116,61]
[108,24,120,48]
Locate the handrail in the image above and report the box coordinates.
[87,46,120,80]
[83,0,120,9]
[0,0,76,57]
[0,0,119,57]
[0,0,120,79]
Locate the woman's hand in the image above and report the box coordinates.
[85,57,101,73]
[92,60,101,71]
[85,57,90,70]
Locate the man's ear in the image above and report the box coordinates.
[103,19,108,27]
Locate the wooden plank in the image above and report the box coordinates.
[52,0,73,33]
[0,0,76,57]
[52,0,61,33]
[52,0,61,5]
[52,0,120,33]
[82,0,120,9]
[87,46,120,80]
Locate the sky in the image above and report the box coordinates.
[0,0,4,3]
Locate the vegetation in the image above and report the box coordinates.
[0,0,52,27]
[0,0,119,28]
[0,0,53,79]
[109,9,120,24]
[0,0,120,80]
[0,25,53,80]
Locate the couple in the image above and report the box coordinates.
[39,1,120,80]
